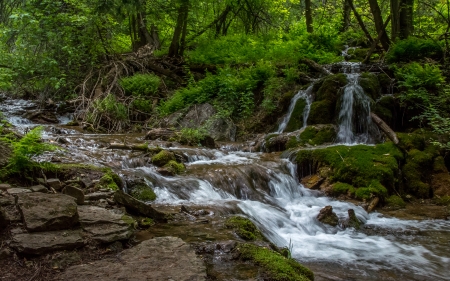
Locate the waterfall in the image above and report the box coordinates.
[336,63,373,144]
[277,84,314,133]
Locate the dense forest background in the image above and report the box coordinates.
[0,0,449,145]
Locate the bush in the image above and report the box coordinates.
[395,63,444,91]
[120,74,160,97]
[386,38,443,63]
[92,94,128,121]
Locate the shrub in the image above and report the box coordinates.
[386,195,406,208]
[386,38,443,63]
[120,73,160,97]
[93,94,128,121]
[395,63,444,91]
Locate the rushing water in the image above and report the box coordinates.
[277,85,314,133]
[2,98,450,280]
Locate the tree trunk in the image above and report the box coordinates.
[390,0,400,41]
[348,0,374,43]
[341,0,351,32]
[305,0,313,33]
[399,0,414,39]
[169,0,189,57]
[368,0,390,51]
[363,15,391,64]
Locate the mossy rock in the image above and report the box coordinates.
[163,160,186,175]
[225,216,264,241]
[386,195,406,208]
[130,183,156,201]
[293,143,403,198]
[236,243,314,281]
[332,182,355,196]
[373,95,395,126]
[99,171,122,191]
[299,125,336,146]
[152,150,176,167]
[359,72,381,100]
[354,180,388,200]
[402,148,435,198]
[308,100,335,125]
[346,48,370,61]
[284,99,307,132]
[435,195,450,206]
[315,73,347,102]
[433,156,448,173]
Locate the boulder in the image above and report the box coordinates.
[46,178,62,191]
[207,117,236,142]
[343,209,362,229]
[10,229,84,255]
[317,206,339,227]
[84,191,114,201]
[0,207,7,228]
[301,174,324,190]
[63,185,85,205]
[145,128,176,141]
[60,236,206,281]
[0,183,11,191]
[114,190,166,221]
[17,193,79,232]
[6,188,31,195]
[77,205,135,243]
[30,185,48,193]
[23,110,59,124]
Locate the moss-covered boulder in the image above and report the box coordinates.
[152,150,176,167]
[373,95,396,127]
[99,171,122,191]
[308,100,335,125]
[130,183,156,201]
[163,160,186,175]
[225,216,264,241]
[431,156,450,197]
[359,72,381,100]
[284,99,307,132]
[314,73,347,102]
[386,195,406,209]
[316,206,339,227]
[236,243,314,281]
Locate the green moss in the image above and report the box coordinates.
[433,156,447,173]
[225,216,264,241]
[286,136,301,149]
[402,148,435,198]
[308,100,334,124]
[333,182,355,196]
[121,214,137,228]
[130,184,156,201]
[237,243,314,281]
[297,126,336,146]
[294,143,403,195]
[164,160,186,174]
[386,195,406,208]
[359,72,380,100]
[315,73,347,102]
[140,217,154,227]
[152,150,176,167]
[99,171,121,191]
[285,99,307,132]
[435,196,450,206]
[373,95,395,124]
[354,180,388,200]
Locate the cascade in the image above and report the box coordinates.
[277,84,314,133]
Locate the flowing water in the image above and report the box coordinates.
[2,99,450,280]
[277,85,314,133]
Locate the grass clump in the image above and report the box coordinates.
[164,160,185,175]
[237,243,314,281]
[386,195,406,208]
[225,216,263,241]
[130,184,156,201]
[152,150,176,167]
[120,73,160,97]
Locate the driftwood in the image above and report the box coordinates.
[300,58,332,76]
[370,112,399,144]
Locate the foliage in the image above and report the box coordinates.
[332,182,355,196]
[225,216,264,241]
[92,94,128,121]
[237,243,314,281]
[120,74,161,97]
[386,38,443,63]
[178,128,207,146]
[130,184,157,201]
[386,195,406,208]
[354,180,388,200]
[99,171,122,190]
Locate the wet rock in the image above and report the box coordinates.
[46,178,62,191]
[17,193,79,232]
[156,167,175,176]
[23,110,59,123]
[152,150,176,167]
[317,206,339,227]
[63,185,85,205]
[301,174,324,190]
[30,185,48,193]
[84,191,114,201]
[10,230,84,255]
[145,128,176,141]
[6,188,32,195]
[51,252,81,269]
[60,236,206,281]
[263,134,289,152]
[0,184,11,191]
[217,240,237,253]
[0,207,7,228]
[114,190,166,221]
[207,117,236,142]
[343,209,362,229]
[367,197,380,213]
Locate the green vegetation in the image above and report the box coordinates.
[225,216,264,241]
[178,128,207,146]
[332,182,355,196]
[164,160,185,175]
[354,180,388,200]
[237,243,314,281]
[386,195,406,208]
[120,74,161,97]
[152,150,176,167]
[386,38,443,63]
[130,184,157,201]
[99,171,122,191]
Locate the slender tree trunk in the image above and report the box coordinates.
[348,0,374,43]
[390,0,400,41]
[305,0,313,33]
[399,0,414,39]
[169,0,189,57]
[368,0,390,51]
[341,0,351,32]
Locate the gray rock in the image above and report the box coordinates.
[63,185,85,205]
[206,117,236,142]
[114,190,166,221]
[179,103,216,128]
[317,205,339,227]
[51,252,81,269]
[17,193,79,232]
[145,128,176,141]
[10,230,84,255]
[46,178,62,191]
[60,237,206,281]
[30,185,48,193]
[0,248,12,260]
[77,205,134,243]
[0,184,11,191]
[0,194,15,207]
[84,191,114,201]
[0,207,7,228]
[6,188,31,195]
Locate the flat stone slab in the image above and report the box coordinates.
[7,188,31,195]
[11,230,84,255]
[30,185,48,193]
[59,236,206,281]
[84,191,114,201]
[17,193,78,232]
[114,190,167,221]
[0,184,11,191]
[78,205,134,243]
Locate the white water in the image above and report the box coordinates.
[277,85,314,133]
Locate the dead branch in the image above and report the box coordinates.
[370,112,399,144]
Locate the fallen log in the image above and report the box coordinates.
[107,143,162,154]
[300,58,332,76]
[370,112,399,144]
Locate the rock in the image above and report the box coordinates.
[23,110,59,124]
[343,209,362,229]
[0,184,11,191]
[0,140,12,169]
[207,117,236,142]
[63,185,85,205]
[431,171,450,197]
[84,191,114,201]
[145,128,176,141]
[6,188,31,195]
[10,230,84,255]
[317,206,339,227]
[367,197,380,213]
[30,185,48,193]
[46,178,62,191]
[17,193,79,232]
[301,174,324,190]
[60,236,206,281]
[0,248,12,260]
[51,252,81,269]
[0,207,7,228]
[152,150,176,167]
[156,167,175,176]
[114,190,166,221]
